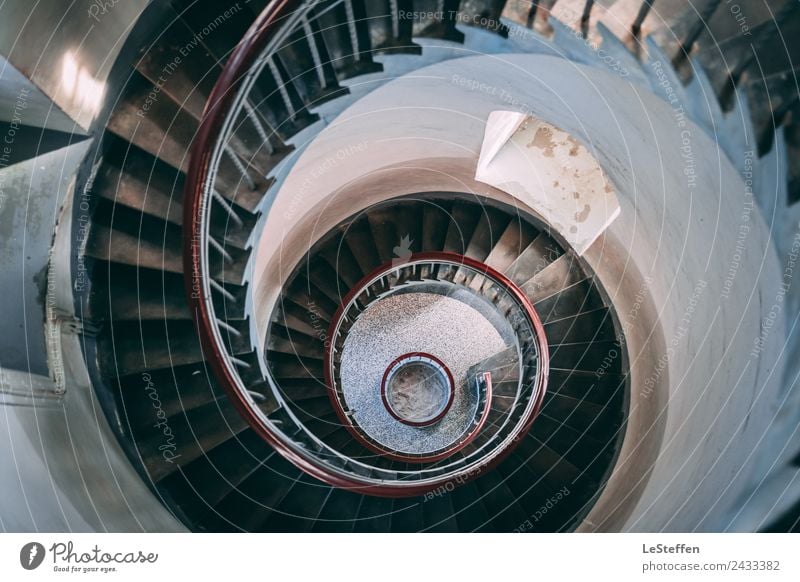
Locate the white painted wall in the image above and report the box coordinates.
[253,52,784,531]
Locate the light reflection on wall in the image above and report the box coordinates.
[61,52,105,119]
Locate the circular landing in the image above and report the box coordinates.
[381,353,455,426]
[339,292,508,455]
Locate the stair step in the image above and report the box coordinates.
[504,231,563,286]
[548,367,626,406]
[363,0,422,55]
[522,252,587,303]
[290,395,335,422]
[443,202,482,254]
[271,377,328,403]
[263,473,334,532]
[107,72,270,213]
[483,217,539,273]
[451,481,492,532]
[307,256,348,306]
[344,217,383,273]
[87,224,183,275]
[105,275,190,321]
[204,453,304,531]
[541,390,621,439]
[211,280,248,320]
[311,487,363,532]
[549,340,623,374]
[286,275,340,321]
[87,262,187,322]
[272,296,329,337]
[135,13,219,121]
[544,309,616,344]
[98,319,204,376]
[421,486,460,531]
[317,235,366,288]
[468,346,519,385]
[472,468,527,531]
[367,206,402,263]
[96,148,183,224]
[311,0,384,82]
[414,0,465,42]
[159,430,276,521]
[268,351,325,379]
[498,450,561,524]
[388,497,425,533]
[352,494,394,532]
[465,206,511,262]
[209,199,258,250]
[267,324,325,360]
[534,279,605,322]
[140,398,249,482]
[421,200,452,252]
[521,433,588,494]
[116,362,224,430]
[275,25,348,110]
[529,413,612,475]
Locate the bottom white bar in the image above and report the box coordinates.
[0,534,796,580]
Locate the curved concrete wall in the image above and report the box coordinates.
[1,16,783,530]
[253,53,784,531]
[0,0,185,531]
[0,183,185,532]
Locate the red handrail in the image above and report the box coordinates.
[182,2,550,497]
[182,0,389,493]
[323,252,549,466]
[380,352,456,428]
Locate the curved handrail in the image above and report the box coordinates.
[323,252,548,466]
[182,0,357,491]
[183,1,550,497]
[380,352,456,427]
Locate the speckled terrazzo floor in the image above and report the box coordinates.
[340,291,509,454]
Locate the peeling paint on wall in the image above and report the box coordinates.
[476,111,620,255]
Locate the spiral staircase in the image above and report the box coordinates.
[2,0,800,532]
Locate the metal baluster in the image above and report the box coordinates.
[343,0,362,60]
[672,0,723,67]
[527,1,540,28]
[217,319,243,336]
[210,278,236,301]
[248,390,267,403]
[230,356,251,368]
[224,148,256,190]
[267,57,297,118]
[212,190,244,228]
[389,0,401,39]
[209,235,234,263]
[302,16,328,90]
[631,0,655,38]
[581,0,595,35]
[243,101,275,156]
